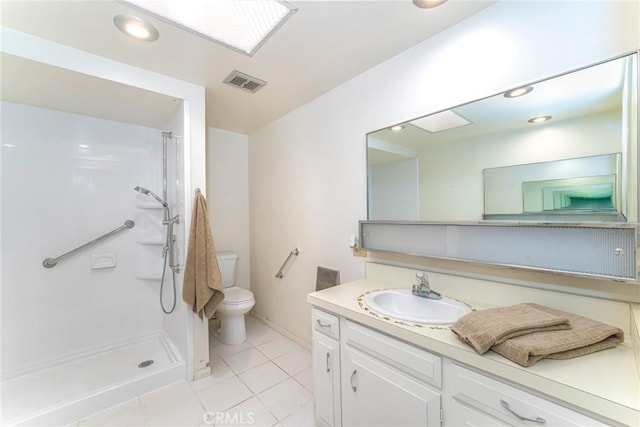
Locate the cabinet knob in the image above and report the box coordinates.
[326,352,331,373]
[350,369,358,392]
[500,399,545,424]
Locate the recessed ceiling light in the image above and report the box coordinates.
[114,15,159,41]
[413,0,447,9]
[528,115,552,124]
[122,0,296,56]
[504,86,533,98]
[411,110,471,133]
[390,125,405,132]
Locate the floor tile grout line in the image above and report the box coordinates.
[203,323,314,425]
[205,327,314,424]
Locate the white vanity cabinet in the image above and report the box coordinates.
[340,319,442,427]
[312,309,342,427]
[443,362,610,427]
[311,308,615,427]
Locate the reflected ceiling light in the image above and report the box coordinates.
[390,125,405,132]
[412,0,448,9]
[504,86,533,98]
[528,115,552,124]
[114,14,159,41]
[411,110,471,133]
[122,0,297,56]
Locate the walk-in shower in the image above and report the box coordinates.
[1,102,185,426]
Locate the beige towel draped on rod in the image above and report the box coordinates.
[182,189,224,319]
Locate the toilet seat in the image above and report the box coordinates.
[223,286,254,304]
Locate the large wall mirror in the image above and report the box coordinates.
[367,52,638,223]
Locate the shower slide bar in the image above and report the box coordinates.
[275,248,299,278]
[42,220,135,268]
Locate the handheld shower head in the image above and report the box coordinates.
[134,186,168,208]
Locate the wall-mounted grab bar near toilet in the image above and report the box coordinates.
[275,248,300,278]
[42,220,135,268]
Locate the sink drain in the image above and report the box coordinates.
[138,360,154,368]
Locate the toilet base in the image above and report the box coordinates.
[219,314,248,345]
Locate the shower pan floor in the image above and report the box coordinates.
[1,332,184,426]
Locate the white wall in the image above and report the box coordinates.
[1,102,165,376]
[368,158,419,220]
[248,0,640,344]
[207,128,250,290]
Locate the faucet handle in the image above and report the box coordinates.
[416,271,429,285]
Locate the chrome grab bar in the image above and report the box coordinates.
[42,220,135,268]
[275,248,299,278]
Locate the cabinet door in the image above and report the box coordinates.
[313,332,341,427]
[342,345,441,427]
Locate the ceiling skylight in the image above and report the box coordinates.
[123,0,297,56]
[410,110,471,133]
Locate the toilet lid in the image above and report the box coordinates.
[224,286,254,304]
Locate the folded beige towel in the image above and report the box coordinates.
[492,305,624,367]
[452,303,571,354]
[182,192,225,319]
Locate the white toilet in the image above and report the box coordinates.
[216,252,255,345]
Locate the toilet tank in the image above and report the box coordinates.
[216,252,238,288]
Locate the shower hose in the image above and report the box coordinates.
[160,248,177,314]
[160,221,177,314]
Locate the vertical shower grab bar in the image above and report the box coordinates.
[275,248,300,278]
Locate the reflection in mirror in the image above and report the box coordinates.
[367,52,638,223]
[483,153,624,221]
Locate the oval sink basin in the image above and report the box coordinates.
[363,289,471,325]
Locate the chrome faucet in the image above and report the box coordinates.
[412,272,441,300]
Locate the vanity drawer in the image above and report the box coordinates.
[342,319,441,389]
[446,362,609,426]
[313,309,340,340]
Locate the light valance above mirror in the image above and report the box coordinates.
[367,52,638,223]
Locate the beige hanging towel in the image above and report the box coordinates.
[182,191,225,319]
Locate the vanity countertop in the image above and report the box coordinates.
[307,275,640,426]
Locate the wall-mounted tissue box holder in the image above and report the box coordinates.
[91,253,116,269]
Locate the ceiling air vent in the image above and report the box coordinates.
[223,70,267,93]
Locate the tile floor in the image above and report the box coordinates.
[72,315,315,427]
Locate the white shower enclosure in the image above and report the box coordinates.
[0,29,208,426]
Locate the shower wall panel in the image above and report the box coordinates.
[1,101,165,378]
